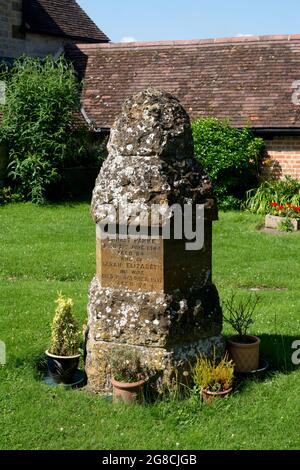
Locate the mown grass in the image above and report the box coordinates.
[0,203,299,450]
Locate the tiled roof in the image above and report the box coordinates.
[66,35,300,129]
[23,0,109,43]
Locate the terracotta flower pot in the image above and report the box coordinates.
[111,377,145,404]
[201,387,233,404]
[45,350,81,384]
[227,335,260,373]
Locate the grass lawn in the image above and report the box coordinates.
[0,203,299,450]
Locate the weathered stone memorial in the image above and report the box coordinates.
[85,89,224,392]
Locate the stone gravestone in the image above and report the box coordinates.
[85,89,224,392]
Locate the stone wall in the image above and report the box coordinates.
[0,0,67,58]
[23,32,67,57]
[0,0,23,58]
[265,135,300,179]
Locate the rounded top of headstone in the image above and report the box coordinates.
[91,88,217,223]
[108,88,194,159]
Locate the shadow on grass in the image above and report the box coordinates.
[11,351,88,388]
[9,334,299,401]
[232,333,299,393]
[260,334,299,373]
[36,195,92,209]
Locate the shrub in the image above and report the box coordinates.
[0,186,23,205]
[192,352,234,393]
[49,293,80,356]
[218,195,241,211]
[0,56,87,203]
[192,117,265,205]
[223,293,259,340]
[246,176,300,215]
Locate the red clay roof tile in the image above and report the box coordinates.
[23,0,109,43]
[66,35,300,129]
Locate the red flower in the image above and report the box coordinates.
[270,201,300,214]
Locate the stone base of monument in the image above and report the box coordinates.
[86,337,225,393]
[85,277,225,393]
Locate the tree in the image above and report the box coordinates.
[0,56,84,203]
[192,117,265,208]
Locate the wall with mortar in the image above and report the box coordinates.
[265,135,300,180]
[0,0,68,58]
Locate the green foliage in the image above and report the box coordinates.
[218,195,241,211]
[109,348,145,383]
[0,186,23,205]
[279,217,294,232]
[223,293,259,339]
[0,56,86,203]
[49,293,80,356]
[82,133,108,168]
[246,176,300,215]
[192,117,265,203]
[192,352,234,393]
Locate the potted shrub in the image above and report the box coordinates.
[46,293,81,384]
[109,348,146,404]
[223,293,260,373]
[192,352,234,403]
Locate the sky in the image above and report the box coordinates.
[77,0,300,43]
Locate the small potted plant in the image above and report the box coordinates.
[223,293,260,373]
[192,352,234,403]
[46,293,81,384]
[109,348,146,404]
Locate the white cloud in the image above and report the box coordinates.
[121,36,137,43]
[236,34,254,37]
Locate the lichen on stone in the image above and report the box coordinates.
[86,88,223,393]
[91,88,217,224]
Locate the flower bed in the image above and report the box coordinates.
[265,202,300,231]
[265,214,300,231]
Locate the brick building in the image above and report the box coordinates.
[66,35,300,179]
[0,0,109,61]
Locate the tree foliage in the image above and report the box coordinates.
[192,117,265,207]
[0,56,85,203]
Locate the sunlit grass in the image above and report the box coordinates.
[0,204,299,450]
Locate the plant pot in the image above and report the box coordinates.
[227,335,260,373]
[111,377,145,404]
[45,350,81,384]
[235,358,269,380]
[201,387,233,404]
